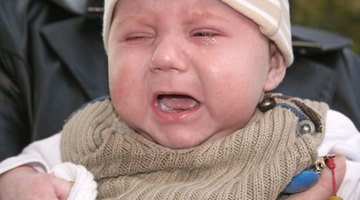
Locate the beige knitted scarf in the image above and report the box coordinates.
[61,94,328,199]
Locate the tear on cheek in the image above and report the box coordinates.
[157,95,200,113]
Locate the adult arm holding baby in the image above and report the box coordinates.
[0,112,357,199]
[1,0,360,199]
[0,0,108,161]
[0,166,71,200]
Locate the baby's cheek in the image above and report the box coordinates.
[109,63,133,94]
[110,76,147,123]
[219,87,260,127]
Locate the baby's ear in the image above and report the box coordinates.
[263,43,286,91]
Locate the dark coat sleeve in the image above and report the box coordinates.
[276,25,360,130]
[0,0,33,160]
[0,0,109,161]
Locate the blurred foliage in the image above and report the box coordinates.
[290,0,360,54]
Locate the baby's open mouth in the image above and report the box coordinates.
[157,94,200,113]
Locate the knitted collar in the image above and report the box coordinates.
[61,94,328,199]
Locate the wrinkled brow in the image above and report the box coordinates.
[180,11,226,24]
[113,14,153,29]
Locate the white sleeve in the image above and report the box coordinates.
[0,133,62,174]
[0,133,98,200]
[318,110,360,200]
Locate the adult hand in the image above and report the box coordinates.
[287,155,346,200]
[0,165,72,200]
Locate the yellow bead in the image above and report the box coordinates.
[328,196,342,200]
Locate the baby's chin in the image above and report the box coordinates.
[157,138,211,150]
[162,137,209,150]
[134,127,236,150]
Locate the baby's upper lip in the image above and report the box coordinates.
[154,91,201,103]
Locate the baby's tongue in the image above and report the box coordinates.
[158,95,199,113]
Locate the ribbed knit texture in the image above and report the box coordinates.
[61,95,328,199]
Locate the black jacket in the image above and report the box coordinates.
[276,25,360,130]
[0,0,108,160]
[0,0,359,161]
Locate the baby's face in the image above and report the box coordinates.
[107,0,285,149]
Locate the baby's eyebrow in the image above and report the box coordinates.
[181,12,225,24]
[113,11,225,29]
[114,15,152,28]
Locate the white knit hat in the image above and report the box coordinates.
[102,0,293,66]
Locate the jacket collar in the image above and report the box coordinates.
[51,0,87,14]
[50,0,104,16]
[292,25,352,55]
[40,16,109,99]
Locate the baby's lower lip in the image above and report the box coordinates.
[153,95,201,122]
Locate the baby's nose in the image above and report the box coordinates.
[150,35,188,73]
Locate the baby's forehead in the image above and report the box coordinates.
[112,2,246,25]
[103,0,293,66]
[112,0,230,17]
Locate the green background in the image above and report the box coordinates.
[290,1,360,53]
